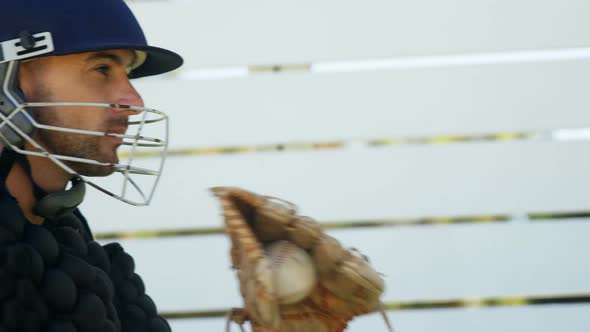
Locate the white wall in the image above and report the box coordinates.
[83,1,590,331]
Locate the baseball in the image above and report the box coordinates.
[264,240,317,304]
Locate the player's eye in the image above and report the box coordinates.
[95,64,111,76]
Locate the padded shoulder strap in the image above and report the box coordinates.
[0,147,16,180]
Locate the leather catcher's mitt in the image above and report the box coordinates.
[211,187,392,332]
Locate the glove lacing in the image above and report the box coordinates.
[225,308,248,332]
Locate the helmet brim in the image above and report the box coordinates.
[127,45,184,79]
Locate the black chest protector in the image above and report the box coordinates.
[0,150,170,332]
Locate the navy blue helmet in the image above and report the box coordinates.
[0,0,183,78]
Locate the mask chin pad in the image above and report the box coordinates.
[33,178,86,220]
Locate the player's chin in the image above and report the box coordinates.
[70,162,116,177]
[78,150,119,176]
[100,142,122,164]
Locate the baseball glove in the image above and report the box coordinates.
[211,187,393,332]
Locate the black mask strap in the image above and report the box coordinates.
[0,148,17,180]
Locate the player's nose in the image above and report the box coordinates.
[117,79,144,108]
[112,79,144,115]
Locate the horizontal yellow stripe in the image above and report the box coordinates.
[160,293,590,320]
[249,63,312,73]
[94,211,590,241]
[118,131,533,159]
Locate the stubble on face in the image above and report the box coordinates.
[20,51,141,178]
[27,84,123,177]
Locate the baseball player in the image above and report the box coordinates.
[0,1,392,331]
[0,0,182,331]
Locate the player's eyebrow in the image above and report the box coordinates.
[85,51,137,69]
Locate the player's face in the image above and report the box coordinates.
[18,49,144,176]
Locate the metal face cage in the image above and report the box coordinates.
[0,33,170,206]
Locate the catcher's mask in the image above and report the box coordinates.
[0,0,183,206]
